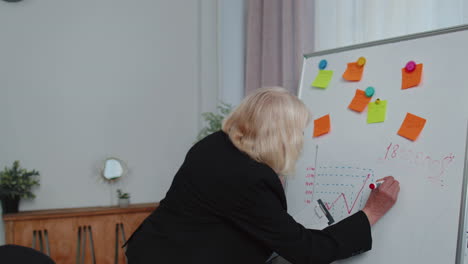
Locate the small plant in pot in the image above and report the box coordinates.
[117,189,130,208]
[0,161,40,214]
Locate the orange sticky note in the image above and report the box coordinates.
[313,114,330,137]
[342,62,364,81]
[397,113,427,141]
[401,64,423,89]
[348,89,372,112]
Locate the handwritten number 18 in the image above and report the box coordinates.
[384,143,399,160]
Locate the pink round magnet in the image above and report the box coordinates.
[405,61,416,72]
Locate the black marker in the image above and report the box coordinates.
[317,199,335,225]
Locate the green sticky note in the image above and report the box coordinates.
[311,70,334,89]
[367,100,387,123]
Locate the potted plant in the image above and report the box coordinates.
[117,189,130,208]
[196,102,233,142]
[0,161,40,214]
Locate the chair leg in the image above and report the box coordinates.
[76,227,81,264]
[38,230,44,253]
[76,225,97,264]
[32,230,37,249]
[44,229,51,256]
[81,226,87,264]
[119,224,126,248]
[31,229,51,256]
[115,224,119,264]
[114,223,128,264]
[119,223,127,264]
[87,226,96,264]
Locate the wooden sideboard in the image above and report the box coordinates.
[3,203,158,264]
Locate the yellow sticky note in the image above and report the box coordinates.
[311,70,334,89]
[367,100,387,123]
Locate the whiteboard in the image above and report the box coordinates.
[285,25,468,264]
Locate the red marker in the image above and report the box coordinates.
[369,181,384,190]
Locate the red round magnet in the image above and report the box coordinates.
[405,61,416,72]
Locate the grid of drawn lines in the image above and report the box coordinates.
[315,166,375,221]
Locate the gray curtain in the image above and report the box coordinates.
[246,4,316,263]
[245,0,315,95]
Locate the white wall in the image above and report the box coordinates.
[0,0,220,244]
[314,0,468,51]
[218,0,246,106]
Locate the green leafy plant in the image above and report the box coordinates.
[196,102,233,142]
[117,189,130,199]
[0,161,40,199]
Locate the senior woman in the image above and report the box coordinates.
[125,87,400,264]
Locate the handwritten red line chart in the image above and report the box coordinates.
[306,166,375,220]
[324,173,371,214]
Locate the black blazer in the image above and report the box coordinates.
[126,131,371,264]
[0,245,55,264]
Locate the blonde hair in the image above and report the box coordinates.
[222,87,311,175]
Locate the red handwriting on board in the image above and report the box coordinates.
[304,167,316,204]
[380,142,455,185]
[324,173,371,214]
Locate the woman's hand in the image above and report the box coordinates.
[362,176,400,226]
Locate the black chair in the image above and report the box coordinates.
[0,244,55,264]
